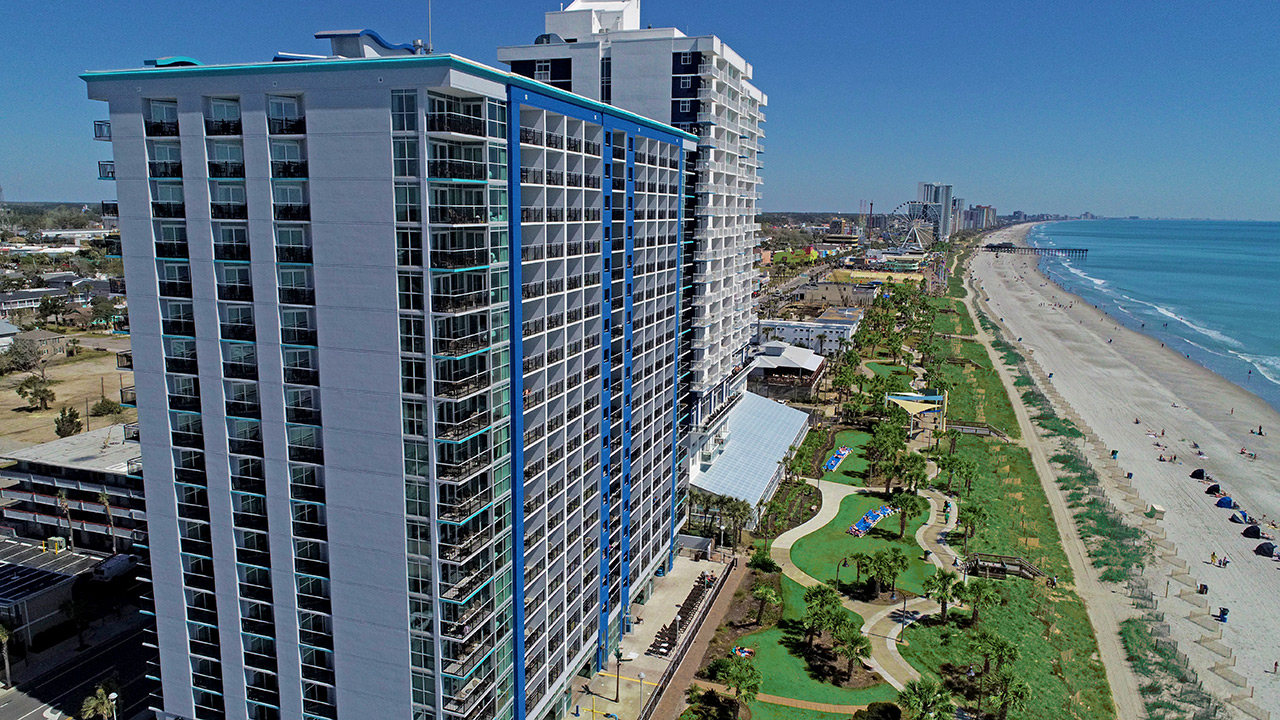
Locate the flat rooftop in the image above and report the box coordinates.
[1,425,138,476]
[692,391,809,507]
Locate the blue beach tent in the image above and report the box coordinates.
[1216,496,1235,509]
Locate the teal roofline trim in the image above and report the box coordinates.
[82,53,696,142]
[144,56,203,67]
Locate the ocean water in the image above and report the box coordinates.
[1028,219,1280,412]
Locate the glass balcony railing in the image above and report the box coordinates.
[271,160,308,178]
[204,118,242,136]
[145,119,179,137]
[211,202,248,220]
[208,161,245,178]
[276,245,312,263]
[149,161,182,178]
[97,161,115,180]
[93,120,111,141]
[274,203,310,221]
[119,386,137,406]
[427,112,484,137]
[152,202,185,218]
[267,117,306,135]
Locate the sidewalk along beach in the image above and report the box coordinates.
[970,224,1280,710]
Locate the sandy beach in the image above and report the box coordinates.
[971,224,1280,714]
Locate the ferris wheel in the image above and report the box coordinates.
[887,202,940,250]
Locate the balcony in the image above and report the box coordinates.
[152,202,185,218]
[220,323,256,341]
[284,366,320,385]
[165,355,199,373]
[429,159,485,181]
[158,280,192,298]
[276,245,312,263]
[101,201,119,217]
[274,203,311,221]
[268,117,306,135]
[144,119,179,137]
[97,162,115,180]
[285,406,322,425]
[225,400,261,419]
[429,206,487,225]
[279,287,315,305]
[149,161,182,178]
[281,327,318,346]
[204,118,242,136]
[172,430,204,449]
[271,160,308,178]
[433,333,488,357]
[217,283,254,302]
[288,444,324,464]
[120,386,137,406]
[126,457,143,477]
[161,318,195,336]
[168,394,201,412]
[223,361,257,380]
[520,168,543,185]
[116,350,133,369]
[519,127,542,146]
[208,161,245,178]
[155,241,189,258]
[427,112,484,137]
[229,438,265,457]
[213,242,251,261]
[93,120,111,141]
[211,202,249,220]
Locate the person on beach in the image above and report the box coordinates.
[1211,552,1217,565]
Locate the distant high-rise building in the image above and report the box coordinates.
[917,182,954,240]
[86,29,694,720]
[963,205,997,230]
[499,0,766,497]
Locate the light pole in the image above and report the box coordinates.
[108,692,119,720]
[834,556,849,591]
[638,671,646,714]
[614,648,623,702]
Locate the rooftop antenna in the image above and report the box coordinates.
[426,0,434,54]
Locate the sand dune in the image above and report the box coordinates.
[972,224,1280,713]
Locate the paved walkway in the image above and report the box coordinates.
[769,476,961,689]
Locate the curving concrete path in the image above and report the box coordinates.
[769,476,961,689]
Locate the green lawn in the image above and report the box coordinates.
[940,338,1020,439]
[866,362,911,378]
[790,493,935,596]
[818,429,872,486]
[733,576,897,707]
[929,297,976,336]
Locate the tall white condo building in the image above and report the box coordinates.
[499,0,767,482]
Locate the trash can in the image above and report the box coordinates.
[1219,607,1229,623]
[1126,472,1133,479]
[1198,583,1209,595]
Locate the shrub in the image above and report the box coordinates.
[748,545,780,573]
[89,398,122,417]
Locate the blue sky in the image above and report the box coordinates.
[2,0,1277,219]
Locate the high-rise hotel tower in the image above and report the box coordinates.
[499,0,767,484]
[87,29,694,720]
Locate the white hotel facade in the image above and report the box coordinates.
[87,29,701,720]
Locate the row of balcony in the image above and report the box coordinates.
[113,116,307,138]
[156,281,313,306]
[149,201,309,221]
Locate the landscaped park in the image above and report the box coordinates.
[682,238,1117,720]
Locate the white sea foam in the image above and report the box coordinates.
[1230,351,1280,388]
[1121,295,1244,349]
[1061,261,1106,286]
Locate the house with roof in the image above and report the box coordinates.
[0,319,18,351]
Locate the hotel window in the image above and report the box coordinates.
[680,52,692,66]
[400,316,426,354]
[600,57,612,105]
[210,141,243,163]
[396,229,423,267]
[397,273,424,311]
[534,60,551,82]
[391,90,417,132]
[488,145,508,181]
[679,100,691,113]
[403,401,427,437]
[268,95,301,121]
[487,99,507,139]
[209,98,239,122]
[151,142,181,163]
[273,183,305,206]
[395,182,421,223]
[393,139,419,177]
[150,99,178,123]
[680,77,691,89]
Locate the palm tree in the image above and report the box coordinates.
[962,579,1003,627]
[55,489,74,552]
[79,684,117,720]
[888,492,926,539]
[60,598,89,649]
[802,583,842,647]
[893,451,928,496]
[958,504,989,556]
[897,677,955,719]
[921,569,960,622]
[850,552,870,583]
[884,548,909,596]
[0,623,11,688]
[719,655,762,719]
[98,490,118,554]
[991,669,1031,720]
[752,585,781,625]
[832,622,872,681]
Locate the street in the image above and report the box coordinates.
[0,627,153,720]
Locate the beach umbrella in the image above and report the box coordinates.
[1243,525,1263,539]
[1205,484,1221,495]
[1216,496,1235,509]
[1254,542,1276,557]
[1190,469,1206,480]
